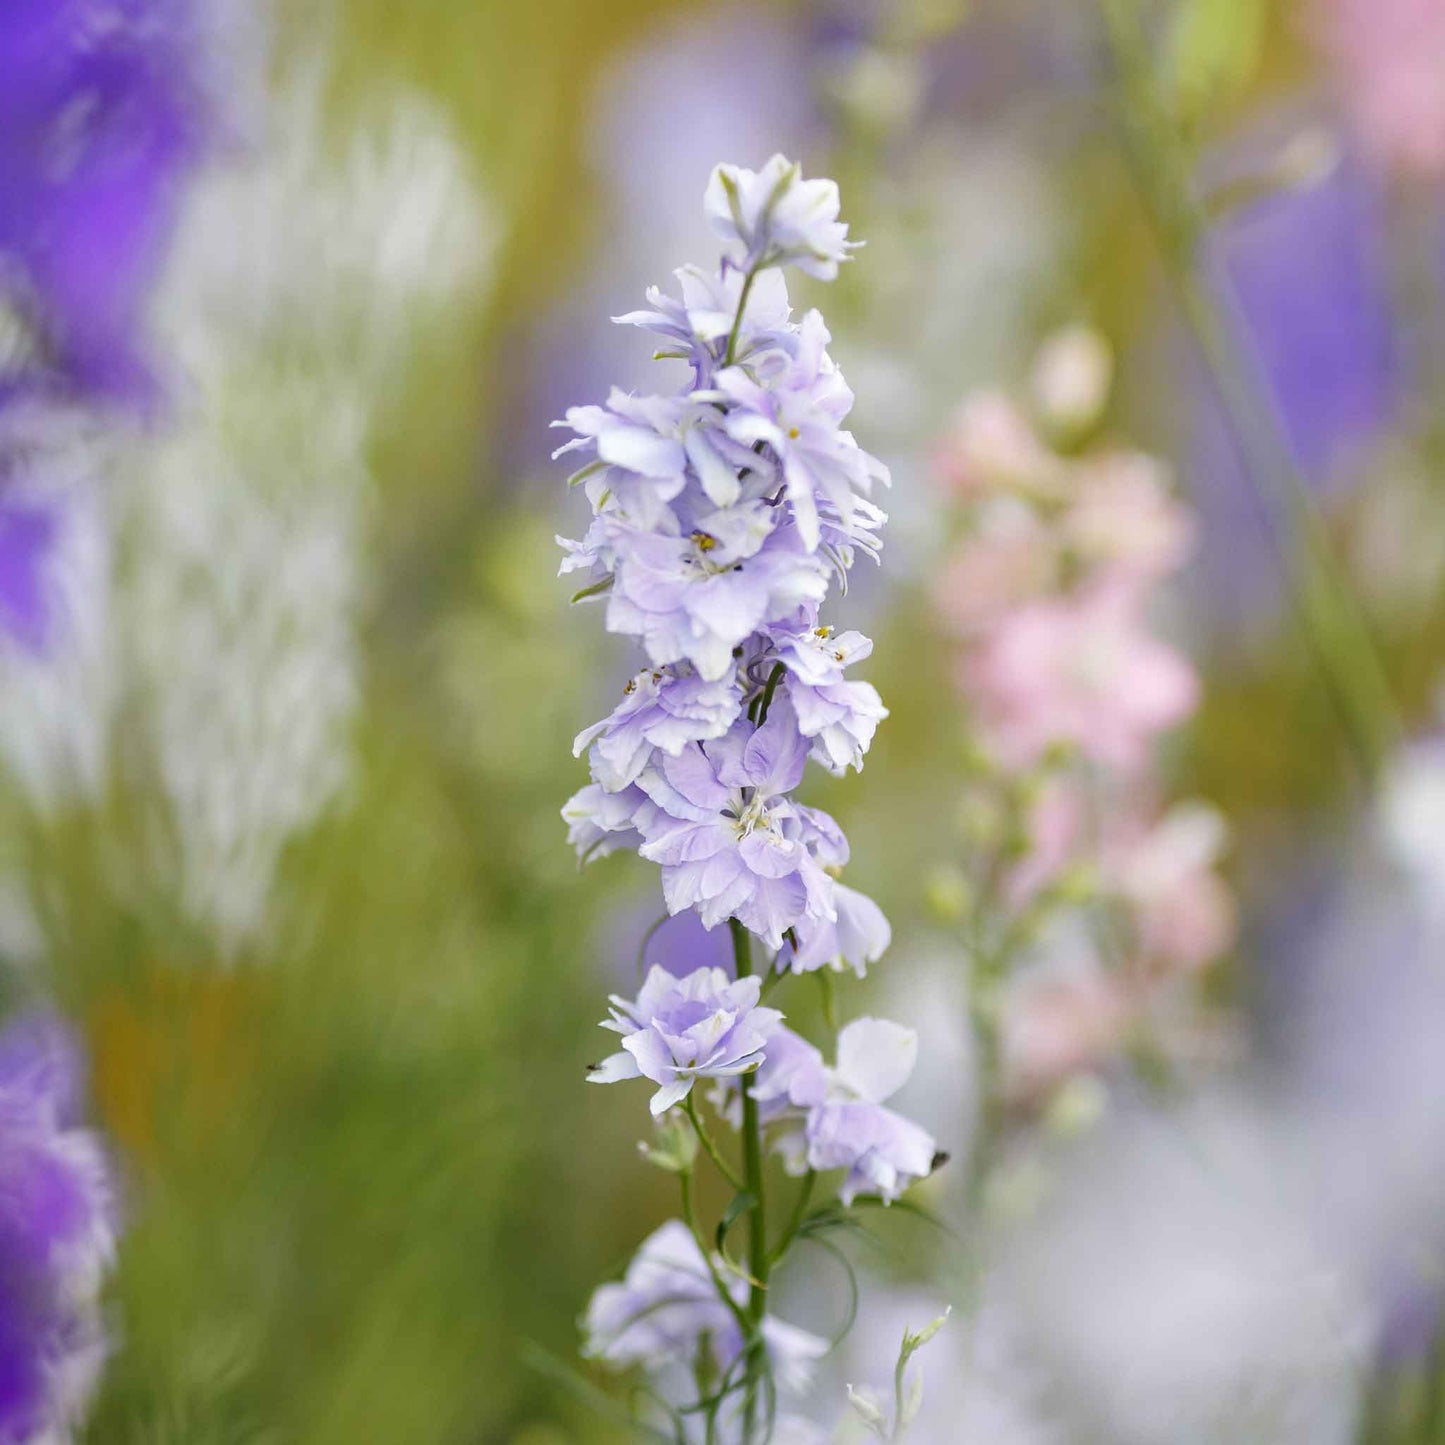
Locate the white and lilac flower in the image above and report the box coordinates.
[716,1023,828,1173]
[767,621,888,774]
[704,155,856,280]
[583,1219,827,1391]
[553,388,761,512]
[714,1018,933,1199]
[574,667,742,793]
[804,1018,939,1205]
[562,781,648,863]
[787,881,892,977]
[604,506,829,682]
[634,701,842,948]
[614,264,794,384]
[588,964,783,1116]
[716,310,888,551]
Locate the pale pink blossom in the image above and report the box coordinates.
[964,581,1199,774]
[1311,0,1445,179]
[932,391,1060,497]
[1004,776,1088,907]
[1064,453,1195,583]
[933,502,1056,635]
[1002,962,1136,1102]
[1105,803,1236,972]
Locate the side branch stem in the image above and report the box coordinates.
[685,1093,746,1192]
[724,266,759,368]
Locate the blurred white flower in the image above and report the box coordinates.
[0,405,117,810]
[1378,732,1445,908]
[999,1099,1367,1445]
[117,71,495,955]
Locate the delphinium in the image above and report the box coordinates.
[0,0,216,745]
[0,1014,117,1445]
[929,328,1235,1160]
[558,157,944,1442]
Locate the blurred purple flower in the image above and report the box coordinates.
[1186,161,1397,629]
[583,1219,826,1392]
[0,1012,116,1444]
[0,501,56,654]
[0,0,211,405]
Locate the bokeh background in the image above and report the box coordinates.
[7,0,1445,1440]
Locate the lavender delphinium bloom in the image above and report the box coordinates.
[0,0,212,404]
[588,965,782,1115]
[806,1018,938,1205]
[714,309,887,551]
[715,1019,935,1201]
[574,666,742,792]
[634,700,844,950]
[786,881,892,977]
[0,1013,116,1444]
[614,264,794,386]
[768,619,887,775]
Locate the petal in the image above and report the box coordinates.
[587,1051,641,1085]
[834,1018,917,1103]
[650,1078,695,1116]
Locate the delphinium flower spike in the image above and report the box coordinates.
[559,157,940,1442]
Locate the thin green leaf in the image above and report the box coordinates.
[571,575,615,604]
[567,459,607,487]
[715,1189,758,1255]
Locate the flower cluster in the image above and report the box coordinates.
[561,159,938,1442]
[0,1014,117,1445]
[560,154,890,968]
[931,330,1234,1106]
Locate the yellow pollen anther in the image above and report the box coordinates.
[691,531,717,552]
[814,625,832,638]
[788,427,800,440]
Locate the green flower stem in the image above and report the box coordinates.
[684,1093,746,1193]
[1097,0,1400,784]
[723,265,759,368]
[730,916,770,1440]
